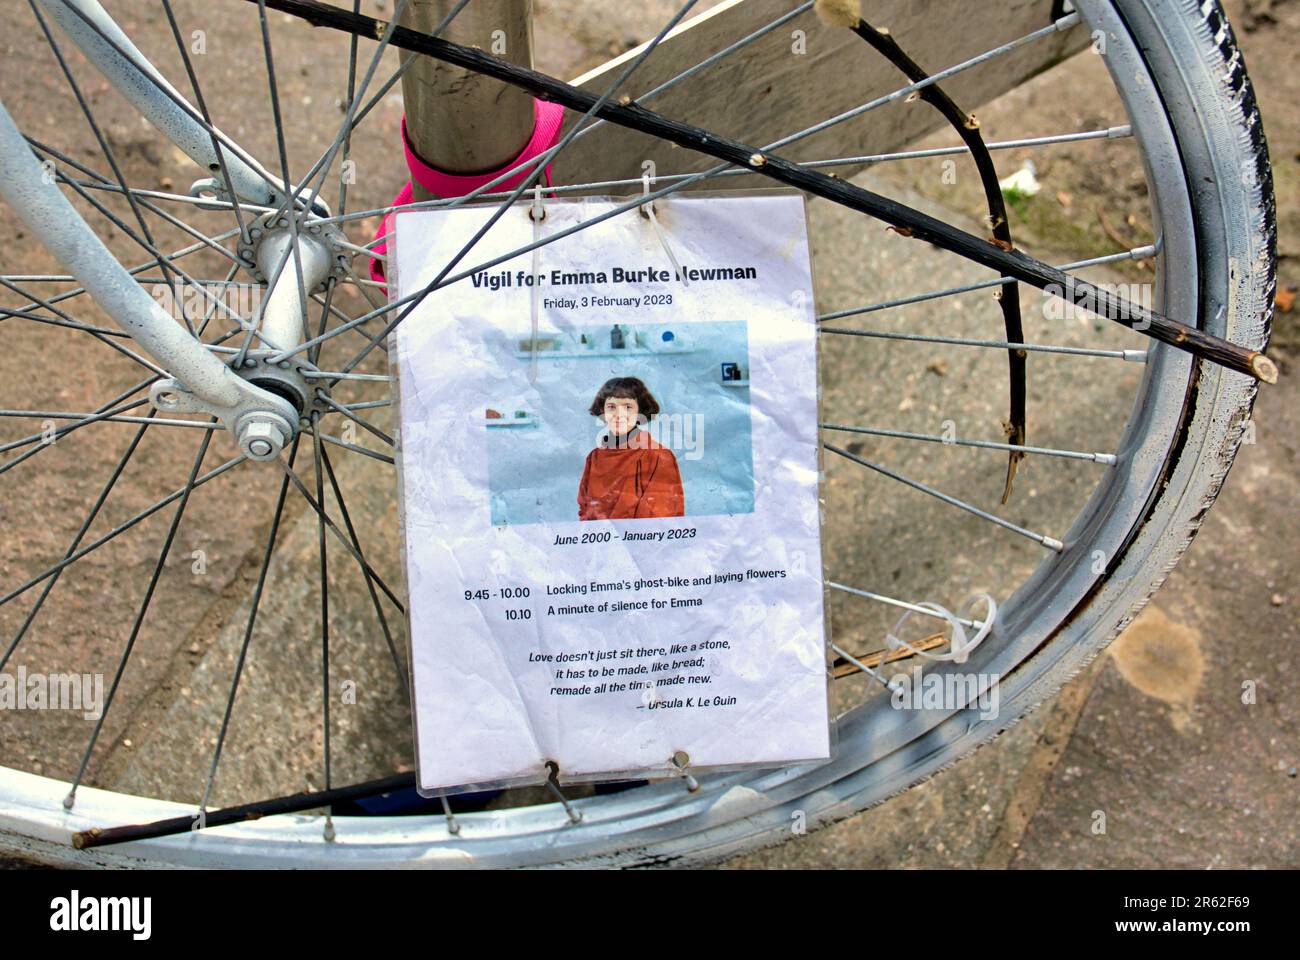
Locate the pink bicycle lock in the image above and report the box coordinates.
[369,98,566,287]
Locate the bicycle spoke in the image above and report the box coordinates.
[29,0,186,313]
[820,326,1148,362]
[308,275,338,367]
[311,419,332,802]
[275,454,404,613]
[48,0,315,210]
[803,125,1134,172]
[3,138,244,309]
[0,409,218,430]
[821,423,1117,465]
[62,165,246,274]
[287,0,430,211]
[0,453,246,610]
[827,643,893,690]
[825,443,1064,551]
[56,177,266,214]
[310,286,339,810]
[0,396,152,469]
[308,290,389,358]
[829,582,987,630]
[831,632,951,677]
[301,371,392,383]
[316,431,394,465]
[635,2,817,105]
[0,276,130,338]
[24,135,258,247]
[337,273,387,290]
[316,393,393,448]
[0,280,247,469]
[338,258,387,312]
[66,423,216,805]
[199,438,301,813]
[46,167,232,293]
[238,0,427,240]
[0,269,168,376]
[0,305,125,338]
[771,14,1083,155]
[313,124,1134,223]
[213,0,433,360]
[279,0,707,367]
[328,45,413,151]
[818,246,1157,322]
[335,0,362,217]
[33,153,262,342]
[439,795,459,836]
[160,0,252,242]
[0,416,155,673]
[545,771,583,824]
[317,435,408,693]
[0,286,250,472]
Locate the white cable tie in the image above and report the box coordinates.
[884,593,998,665]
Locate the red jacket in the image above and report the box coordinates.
[578,430,685,520]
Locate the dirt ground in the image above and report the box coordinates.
[0,0,1294,868]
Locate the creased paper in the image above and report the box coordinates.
[391,193,829,793]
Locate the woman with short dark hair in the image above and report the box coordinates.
[578,377,685,520]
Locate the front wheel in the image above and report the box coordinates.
[0,0,1274,866]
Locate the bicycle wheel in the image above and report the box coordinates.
[0,0,1274,867]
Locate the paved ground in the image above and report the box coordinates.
[0,0,1294,867]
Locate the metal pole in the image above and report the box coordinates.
[398,0,536,200]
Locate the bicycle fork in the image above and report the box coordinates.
[0,96,313,461]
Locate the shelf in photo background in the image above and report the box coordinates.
[512,347,700,360]
[485,416,539,428]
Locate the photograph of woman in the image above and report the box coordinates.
[578,377,685,520]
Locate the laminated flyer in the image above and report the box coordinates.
[390,191,829,794]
